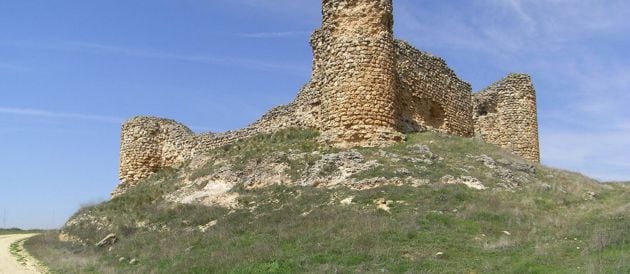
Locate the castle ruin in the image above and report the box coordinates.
[115,0,540,195]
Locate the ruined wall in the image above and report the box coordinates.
[115,107,302,195]
[116,117,197,195]
[473,74,540,162]
[115,85,323,195]
[394,40,474,136]
[315,0,403,147]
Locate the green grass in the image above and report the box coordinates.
[186,129,336,183]
[25,129,630,273]
[10,238,30,266]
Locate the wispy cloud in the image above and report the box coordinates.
[0,40,309,74]
[397,0,630,55]
[542,127,630,181]
[236,31,310,39]
[492,0,534,30]
[0,107,226,132]
[396,0,630,180]
[67,41,309,73]
[0,107,122,124]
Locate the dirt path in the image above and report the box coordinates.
[0,234,40,274]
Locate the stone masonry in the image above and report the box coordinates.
[114,0,540,195]
[473,74,540,162]
[394,40,474,137]
[315,0,403,147]
[118,117,195,187]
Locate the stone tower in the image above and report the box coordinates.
[473,74,540,162]
[313,0,403,147]
[117,117,196,194]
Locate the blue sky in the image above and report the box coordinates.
[1,0,628,229]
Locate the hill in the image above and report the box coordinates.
[26,130,630,273]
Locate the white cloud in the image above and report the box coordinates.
[0,107,122,124]
[396,0,630,54]
[64,41,309,74]
[395,0,630,180]
[542,128,630,181]
[0,40,309,75]
[530,53,630,181]
[500,0,534,26]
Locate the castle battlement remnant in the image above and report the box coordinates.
[114,0,540,196]
[473,74,540,162]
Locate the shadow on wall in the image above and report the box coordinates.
[401,98,446,133]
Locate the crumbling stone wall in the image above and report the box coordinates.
[473,74,540,162]
[117,117,197,195]
[114,87,323,195]
[394,40,474,136]
[115,107,305,195]
[115,0,541,195]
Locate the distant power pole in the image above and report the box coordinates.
[2,209,6,228]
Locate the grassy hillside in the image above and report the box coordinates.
[26,130,630,273]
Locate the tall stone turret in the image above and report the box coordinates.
[313,0,403,147]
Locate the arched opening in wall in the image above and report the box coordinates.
[425,100,446,129]
[400,97,446,132]
[415,98,446,129]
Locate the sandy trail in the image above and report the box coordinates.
[0,234,40,274]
